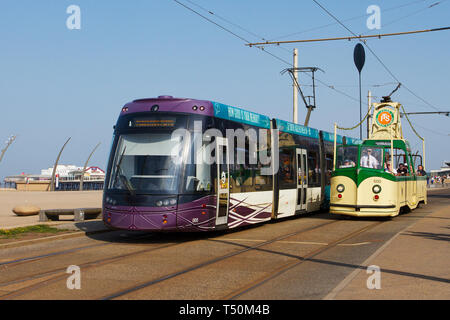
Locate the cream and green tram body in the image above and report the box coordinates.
[330,140,427,217]
[329,99,427,217]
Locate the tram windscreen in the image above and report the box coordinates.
[108,133,184,194]
[336,146,358,168]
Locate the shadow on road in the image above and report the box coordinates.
[402,229,450,242]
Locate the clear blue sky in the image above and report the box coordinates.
[1,0,449,181]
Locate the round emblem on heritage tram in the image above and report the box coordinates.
[376,109,394,127]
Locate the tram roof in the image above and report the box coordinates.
[122,97,272,129]
[120,96,360,144]
[362,139,412,151]
[276,119,361,145]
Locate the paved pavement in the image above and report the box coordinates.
[0,190,102,229]
[327,189,450,300]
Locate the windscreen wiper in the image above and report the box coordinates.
[113,146,136,197]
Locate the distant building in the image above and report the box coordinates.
[430,161,450,177]
[3,164,105,191]
[40,165,105,181]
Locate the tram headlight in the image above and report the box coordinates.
[336,184,345,193]
[156,198,177,207]
[372,185,382,194]
[105,197,117,206]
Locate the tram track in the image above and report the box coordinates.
[0,241,183,299]
[0,232,186,292]
[0,218,341,300]
[103,219,387,300]
[100,219,348,300]
[0,230,160,268]
[1,216,390,300]
[220,220,385,300]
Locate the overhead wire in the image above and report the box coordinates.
[174,0,445,134]
[371,0,449,30]
[408,119,450,136]
[173,0,293,66]
[173,0,369,105]
[310,0,445,113]
[269,0,430,41]
[181,0,292,55]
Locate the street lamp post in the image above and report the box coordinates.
[80,142,101,191]
[48,137,71,192]
[353,43,366,140]
[0,135,17,164]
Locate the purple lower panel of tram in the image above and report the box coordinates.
[176,195,216,231]
[103,205,178,231]
[103,195,217,232]
[103,195,273,231]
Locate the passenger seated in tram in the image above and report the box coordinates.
[280,154,294,183]
[417,165,427,176]
[343,159,355,167]
[396,163,409,176]
[384,161,397,175]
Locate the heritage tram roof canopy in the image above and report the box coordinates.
[362,139,412,152]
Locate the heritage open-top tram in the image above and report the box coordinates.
[330,98,427,217]
[102,95,361,231]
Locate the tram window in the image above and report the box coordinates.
[184,143,212,193]
[108,133,182,193]
[308,151,320,186]
[336,146,357,168]
[383,149,396,175]
[279,148,296,189]
[254,129,272,190]
[254,159,273,191]
[360,147,382,169]
[325,153,333,184]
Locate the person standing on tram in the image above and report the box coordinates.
[360,149,379,169]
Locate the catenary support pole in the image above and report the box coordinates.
[367,90,372,138]
[293,48,298,124]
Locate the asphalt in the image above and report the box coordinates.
[328,189,450,300]
[0,187,448,300]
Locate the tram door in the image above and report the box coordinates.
[296,149,308,211]
[216,137,230,226]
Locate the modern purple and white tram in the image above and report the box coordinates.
[102,96,360,231]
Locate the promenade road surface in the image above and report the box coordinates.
[0,188,448,300]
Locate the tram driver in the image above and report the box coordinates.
[360,148,380,169]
